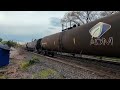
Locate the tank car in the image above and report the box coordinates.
[26,39,37,51]
[41,12,120,57]
[36,38,42,53]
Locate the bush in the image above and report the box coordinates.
[6,40,18,47]
[0,38,2,42]
[1,40,18,48]
[20,56,40,70]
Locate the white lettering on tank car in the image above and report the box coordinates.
[90,37,113,46]
[42,42,47,45]
[73,38,76,45]
[54,41,56,45]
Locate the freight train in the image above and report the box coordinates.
[25,12,120,57]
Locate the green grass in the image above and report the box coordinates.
[103,57,120,62]
[84,55,120,63]
[32,68,64,79]
[20,56,41,70]
[97,56,120,62]
[31,56,40,63]
[32,69,56,79]
[0,74,8,79]
[20,60,30,70]
[0,75,6,79]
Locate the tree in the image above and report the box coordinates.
[5,40,18,47]
[61,11,99,28]
[0,38,2,42]
[61,11,119,29]
[100,11,119,17]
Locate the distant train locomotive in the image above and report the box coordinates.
[26,12,120,57]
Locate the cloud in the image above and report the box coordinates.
[0,11,67,42]
[48,27,56,30]
[49,17,61,27]
[0,25,61,42]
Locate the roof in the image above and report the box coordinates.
[0,43,10,51]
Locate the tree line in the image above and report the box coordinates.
[61,11,119,29]
[0,38,19,48]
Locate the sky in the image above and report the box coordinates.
[0,11,68,43]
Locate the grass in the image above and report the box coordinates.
[0,75,6,79]
[20,60,30,70]
[96,56,120,62]
[83,55,120,63]
[32,68,64,79]
[0,74,8,79]
[31,56,40,63]
[20,56,40,70]
[103,57,120,62]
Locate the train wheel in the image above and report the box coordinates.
[100,56,103,60]
[72,53,75,57]
[51,52,54,57]
[43,51,48,56]
[42,51,46,55]
[37,49,41,54]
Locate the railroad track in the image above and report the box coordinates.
[55,54,120,77]
[27,51,120,79]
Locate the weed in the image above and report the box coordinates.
[20,56,40,70]
[32,69,56,79]
[19,61,30,70]
[31,56,40,63]
[32,68,64,79]
[0,74,8,79]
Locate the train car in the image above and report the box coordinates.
[22,43,27,50]
[41,33,61,51]
[40,33,61,56]
[41,12,120,57]
[26,39,37,51]
[36,38,42,53]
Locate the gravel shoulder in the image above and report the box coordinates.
[0,47,119,79]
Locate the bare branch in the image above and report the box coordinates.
[61,11,119,30]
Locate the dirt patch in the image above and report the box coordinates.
[10,47,26,60]
[1,47,64,79]
[0,48,29,79]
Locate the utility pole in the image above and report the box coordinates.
[70,20,71,27]
[62,24,64,30]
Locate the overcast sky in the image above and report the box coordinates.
[0,11,67,43]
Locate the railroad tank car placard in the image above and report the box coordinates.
[89,22,111,38]
[89,22,113,46]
